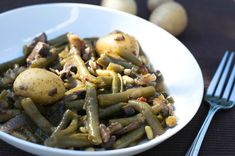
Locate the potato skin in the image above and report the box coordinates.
[95,31,139,57]
[13,68,65,105]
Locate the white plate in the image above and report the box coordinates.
[0,3,204,156]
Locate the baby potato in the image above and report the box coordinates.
[101,0,137,15]
[13,68,65,105]
[96,31,140,57]
[149,1,188,36]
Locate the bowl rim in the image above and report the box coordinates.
[0,2,204,155]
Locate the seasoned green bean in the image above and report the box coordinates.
[0,90,7,100]
[0,56,25,73]
[128,100,165,136]
[48,33,68,47]
[99,103,127,119]
[65,85,86,96]
[0,114,28,133]
[97,76,113,88]
[109,114,144,126]
[114,116,145,135]
[115,50,142,66]
[65,99,85,111]
[98,86,156,106]
[112,125,145,149]
[0,31,176,150]
[107,63,124,73]
[45,133,91,148]
[67,49,101,84]
[21,98,53,134]
[96,69,120,93]
[30,47,64,68]
[97,54,134,69]
[57,118,78,136]
[52,109,79,136]
[0,109,21,122]
[84,82,102,145]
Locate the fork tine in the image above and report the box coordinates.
[229,82,235,102]
[222,63,235,100]
[214,52,234,97]
[206,51,229,96]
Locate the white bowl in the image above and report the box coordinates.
[0,3,204,156]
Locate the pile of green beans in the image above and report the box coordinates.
[0,31,176,150]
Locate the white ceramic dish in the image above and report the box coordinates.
[0,3,204,156]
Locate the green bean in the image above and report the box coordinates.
[128,100,165,136]
[0,56,25,73]
[109,114,144,127]
[115,50,142,66]
[68,50,100,84]
[99,103,127,119]
[0,114,28,133]
[112,125,145,149]
[45,133,91,148]
[65,85,86,96]
[0,90,7,100]
[65,99,85,111]
[0,109,21,122]
[30,47,64,68]
[52,109,79,136]
[48,33,69,47]
[97,54,134,69]
[114,116,145,135]
[21,98,53,134]
[84,37,98,60]
[96,70,120,93]
[112,72,120,93]
[13,97,23,109]
[98,86,156,106]
[107,63,124,73]
[97,76,113,88]
[57,118,78,136]
[118,73,123,92]
[84,37,98,43]
[84,82,102,145]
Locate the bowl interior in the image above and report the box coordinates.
[0,3,204,156]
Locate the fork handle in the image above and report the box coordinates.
[185,106,220,156]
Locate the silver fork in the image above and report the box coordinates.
[186,51,235,156]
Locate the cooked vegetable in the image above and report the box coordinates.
[112,125,145,149]
[165,115,177,127]
[0,109,21,122]
[99,103,127,119]
[128,100,165,136]
[149,1,188,36]
[98,86,156,106]
[84,82,102,145]
[97,54,134,69]
[145,125,154,140]
[21,98,53,134]
[13,68,65,105]
[0,31,176,150]
[45,133,91,148]
[96,31,141,65]
[107,63,124,73]
[101,0,137,15]
[0,56,26,74]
